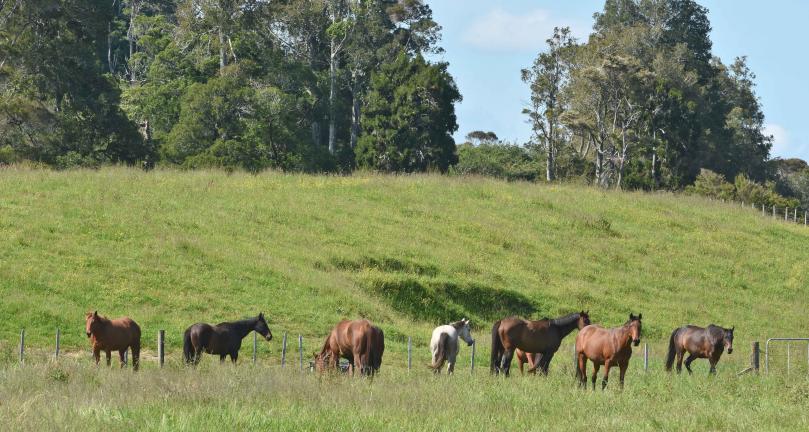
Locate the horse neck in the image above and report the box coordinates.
[551,314,580,338]
[232,317,258,338]
[616,325,633,347]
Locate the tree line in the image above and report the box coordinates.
[0,0,459,172]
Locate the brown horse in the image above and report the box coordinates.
[576,313,642,390]
[491,311,590,376]
[183,313,272,365]
[314,319,384,376]
[85,311,141,371]
[665,324,734,374]
[515,349,542,375]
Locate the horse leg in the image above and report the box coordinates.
[118,350,127,368]
[447,347,457,375]
[684,353,697,375]
[577,354,587,388]
[675,348,685,374]
[131,342,141,372]
[105,350,112,367]
[231,351,239,365]
[194,347,203,366]
[591,363,600,391]
[601,360,611,390]
[618,362,628,389]
[500,348,515,377]
[708,357,718,375]
[539,352,555,376]
[220,354,227,364]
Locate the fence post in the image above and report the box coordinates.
[805,211,807,226]
[787,342,791,375]
[773,206,776,218]
[281,332,287,367]
[794,208,798,222]
[158,330,165,368]
[252,331,257,365]
[752,341,759,373]
[470,341,476,374]
[298,335,303,372]
[19,329,25,364]
[785,207,789,221]
[643,343,649,372]
[407,336,412,370]
[55,328,60,359]
[572,342,577,375]
[762,203,765,215]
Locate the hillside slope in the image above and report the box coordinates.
[1,168,807,361]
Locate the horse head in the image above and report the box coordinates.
[628,313,642,346]
[724,326,734,354]
[313,351,330,372]
[255,312,273,341]
[578,310,591,329]
[85,310,101,337]
[458,318,475,347]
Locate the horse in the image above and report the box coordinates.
[429,318,475,374]
[314,319,385,376]
[665,324,734,374]
[85,311,141,371]
[183,313,272,365]
[576,313,642,390]
[490,311,590,376]
[515,349,542,375]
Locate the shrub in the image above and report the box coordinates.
[452,142,541,181]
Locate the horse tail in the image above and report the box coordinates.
[183,328,194,364]
[429,332,450,370]
[665,328,679,371]
[490,320,503,374]
[131,338,141,372]
[372,327,384,373]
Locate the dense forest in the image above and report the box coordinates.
[1,0,807,205]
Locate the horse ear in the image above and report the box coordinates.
[629,313,634,320]
[638,313,642,320]
[259,312,264,319]
[93,310,98,318]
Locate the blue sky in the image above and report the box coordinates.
[426,0,809,161]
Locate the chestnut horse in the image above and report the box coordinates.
[515,349,542,375]
[491,311,590,376]
[183,313,272,365]
[576,313,642,390]
[85,311,141,371]
[665,324,734,374]
[314,319,384,376]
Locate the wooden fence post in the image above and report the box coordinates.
[785,207,789,221]
[762,203,765,215]
[773,206,776,218]
[252,331,257,365]
[281,332,287,367]
[470,341,476,374]
[298,335,303,371]
[643,343,649,372]
[55,328,60,359]
[752,341,759,373]
[19,329,25,364]
[805,211,807,226]
[407,336,412,370]
[158,330,165,368]
[794,208,798,222]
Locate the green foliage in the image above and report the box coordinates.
[357,53,461,172]
[687,169,798,208]
[453,143,541,181]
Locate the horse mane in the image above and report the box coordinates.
[450,320,466,329]
[551,312,580,327]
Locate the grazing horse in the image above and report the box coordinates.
[429,318,475,374]
[515,349,542,375]
[85,311,141,371]
[314,319,385,376]
[576,313,642,390]
[666,324,734,374]
[491,311,590,376]
[183,313,272,365]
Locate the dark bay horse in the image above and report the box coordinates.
[576,313,642,390]
[490,311,590,376]
[85,311,141,371]
[666,324,734,374]
[183,313,272,365]
[314,319,385,376]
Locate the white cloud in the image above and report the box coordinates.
[764,123,791,157]
[463,8,585,53]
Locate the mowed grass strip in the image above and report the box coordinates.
[0,167,807,360]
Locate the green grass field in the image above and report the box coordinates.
[1,167,808,430]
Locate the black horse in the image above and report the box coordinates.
[665,324,734,374]
[183,313,272,365]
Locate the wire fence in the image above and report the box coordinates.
[709,198,809,227]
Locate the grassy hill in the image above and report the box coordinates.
[1,167,808,364]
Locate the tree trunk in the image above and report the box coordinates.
[328,42,337,155]
[218,28,227,73]
[546,123,555,182]
[350,85,361,149]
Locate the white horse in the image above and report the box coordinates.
[429,318,475,374]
